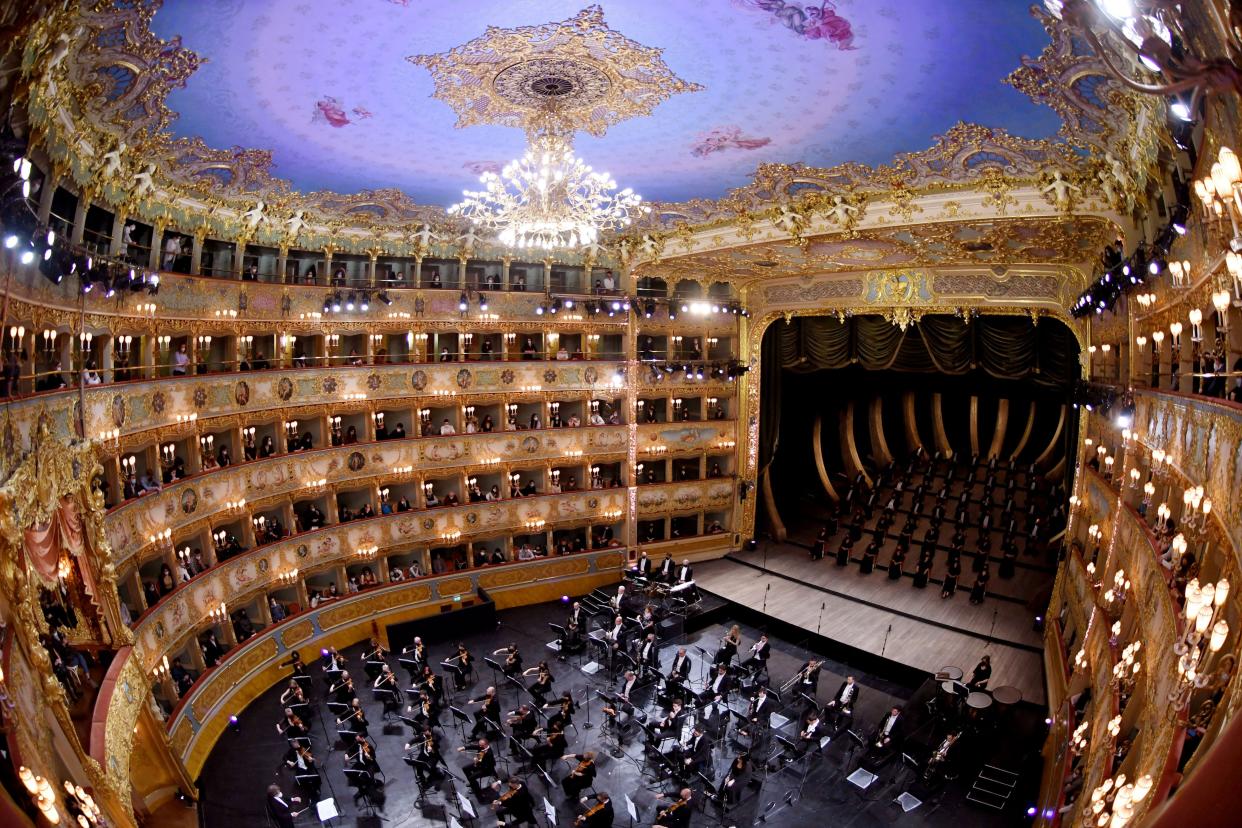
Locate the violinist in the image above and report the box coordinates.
[447,643,473,690]
[322,647,346,682]
[329,670,356,706]
[530,724,567,771]
[404,727,441,787]
[409,689,439,728]
[493,643,524,677]
[576,791,613,828]
[418,665,443,705]
[561,750,597,799]
[544,691,577,732]
[363,637,389,680]
[469,686,501,738]
[506,703,538,754]
[280,680,309,713]
[338,698,369,736]
[279,650,310,685]
[349,734,381,776]
[459,737,495,797]
[286,744,321,799]
[522,660,555,707]
[400,636,427,679]
[277,707,309,749]
[373,664,402,716]
[654,788,692,828]
[492,776,537,826]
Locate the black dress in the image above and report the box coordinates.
[941,560,960,598]
[836,539,853,567]
[859,544,877,575]
[887,548,905,580]
[912,555,931,589]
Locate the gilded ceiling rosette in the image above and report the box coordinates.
[407,5,702,136]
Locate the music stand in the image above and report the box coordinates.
[483,656,504,689]
[449,705,472,742]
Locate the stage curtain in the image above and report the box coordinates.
[768,314,1078,388]
[23,497,101,607]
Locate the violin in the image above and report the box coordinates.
[575,800,606,825]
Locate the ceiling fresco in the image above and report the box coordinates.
[148,0,1063,206]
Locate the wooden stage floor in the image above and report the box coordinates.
[694,550,1048,705]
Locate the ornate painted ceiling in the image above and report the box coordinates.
[146,0,1061,205]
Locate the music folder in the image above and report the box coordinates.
[315,798,338,821]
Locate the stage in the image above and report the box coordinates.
[695,550,1048,705]
[197,593,1045,828]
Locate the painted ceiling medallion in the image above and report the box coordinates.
[408,5,702,137]
[412,6,701,249]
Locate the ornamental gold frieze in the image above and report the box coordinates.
[635,480,736,518]
[131,490,628,673]
[0,263,633,330]
[635,423,737,456]
[638,215,1117,291]
[104,426,632,567]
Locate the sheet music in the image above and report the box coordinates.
[624,793,638,822]
[457,791,476,819]
[450,819,463,828]
[315,798,338,821]
[543,796,558,826]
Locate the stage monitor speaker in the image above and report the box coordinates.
[657,618,682,640]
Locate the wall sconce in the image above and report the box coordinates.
[462,333,474,347]
[464,405,476,418]
[1151,329,1165,351]
[160,442,176,466]
[156,334,171,353]
[1188,308,1204,342]
[212,529,228,550]
[209,601,228,624]
[504,333,516,345]
[121,455,137,477]
[277,568,299,586]
[378,487,390,503]
[355,545,378,559]
[284,419,299,439]
[42,329,60,352]
[1213,289,1232,329]
[1135,335,1147,351]
[423,481,434,497]
[153,655,170,681]
[327,334,340,349]
[147,527,172,549]
[199,434,214,455]
[78,331,93,353]
[1169,259,1191,288]
[1169,321,1183,349]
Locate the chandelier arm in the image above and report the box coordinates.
[1082,27,1227,97]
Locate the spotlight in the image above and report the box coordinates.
[332,292,342,313]
[1170,99,1192,122]
[1172,222,1186,235]
[551,298,562,314]
[644,301,655,318]
[458,291,469,312]
[147,272,160,294]
[535,304,545,316]
[359,292,369,311]
[18,249,34,265]
[3,234,17,249]
[323,299,332,315]
[346,292,357,311]
[378,290,393,306]
[228,715,240,732]
[563,298,574,309]
[477,292,487,311]
[1148,260,1162,275]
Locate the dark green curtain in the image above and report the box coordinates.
[767,314,1078,388]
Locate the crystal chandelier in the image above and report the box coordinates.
[449,114,646,250]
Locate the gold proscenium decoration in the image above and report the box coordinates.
[408,5,702,250]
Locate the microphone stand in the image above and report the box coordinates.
[880,624,892,658]
[581,687,594,731]
[762,583,770,615]
[816,602,825,638]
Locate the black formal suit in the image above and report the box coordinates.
[579,799,614,828]
[266,794,297,828]
[676,564,693,583]
[700,670,733,703]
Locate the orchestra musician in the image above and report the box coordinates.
[561,603,586,655]
[654,788,693,828]
[522,660,555,707]
[675,559,693,584]
[530,724,567,771]
[403,727,442,787]
[459,737,496,797]
[545,691,577,732]
[560,750,597,799]
[400,636,427,680]
[718,753,750,808]
[603,615,627,674]
[329,671,357,708]
[280,680,309,711]
[469,686,501,738]
[417,665,444,705]
[924,731,961,781]
[493,643,524,677]
[674,724,712,778]
[664,647,691,700]
[373,664,403,715]
[795,708,823,756]
[739,685,775,739]
[575,791,613,828]
[362,637,388,680]
[322,647,347,683]
[276,708,309,750]
[349,733,381,776]
[637,633,661,678]
[869,706,904,759]
[447,643,473,690]
[506,703,538,753]
[824,675,860,732]
[637,604,657,640]
[811,527,829,561]
[656,699,686,737]
[337,698,369,736]
[741,634,771,674]
[609,585,628,616]
[699,663,733,704]
[279,650,310,684]
[795,659,822,695]
[285,744,321,798]
[714,624,741,666]
[408,689,439,728]
[968,655,992,690]
[492,776,538,826]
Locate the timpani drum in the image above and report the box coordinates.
[939,666,964,682]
